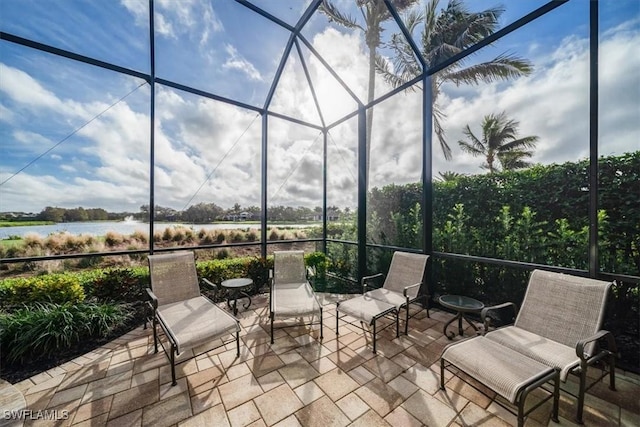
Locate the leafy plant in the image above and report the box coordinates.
[0,273,85,307]
[0,302,132,363]
[90,268,146,303]
[246,256,272,292]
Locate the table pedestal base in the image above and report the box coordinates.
[443,312,480,340]
[227,291,251,316]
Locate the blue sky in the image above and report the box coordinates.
[0,0,638,213]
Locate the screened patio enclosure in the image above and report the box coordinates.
[1,1,638,369]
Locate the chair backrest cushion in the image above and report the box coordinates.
[384,252,429,299]
[273,251,307,285]
[515,270,611,348]
[148,252,201,306]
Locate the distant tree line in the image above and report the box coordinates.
[13,203,351,224]
[139,203,350,223]
[36,207,128,222]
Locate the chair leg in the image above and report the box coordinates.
[425,295,430,318]
[576,364,587,424]
[319,307,323,340]
[336,303,340,336]
[270,312,275,344]
[152,316,158,354]
[552,370,560,423]
[171,344,177,386]
[236,330,240,357]
[396,309,399,338]
[440,358,446,389]
[372,318,377,354]
[405,305,409,335]
[609,352,616,391]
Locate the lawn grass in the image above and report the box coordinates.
[0,221,55,227]
[0,238,24,249]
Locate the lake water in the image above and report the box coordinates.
[0,221,308,240]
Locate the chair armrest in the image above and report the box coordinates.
[361,273,384,293]
[576,330,618,360]
[403,282,421,298]
[201,278,218,291]
[480,302,518,332]
[146,288,158,310]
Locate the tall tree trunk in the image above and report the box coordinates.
[366,41,376,190]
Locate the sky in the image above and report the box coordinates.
[0,0,638,214]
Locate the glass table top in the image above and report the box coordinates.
[221,278,253,288]
[438,294,484,311]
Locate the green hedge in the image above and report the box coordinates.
[367,151,640,277]
[0,253,333,308]
[0,273,85,307]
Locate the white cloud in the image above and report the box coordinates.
[13,130,52,147]
[435,25,640,175]
[121,0,223,42]
[223,45,263,82]
[0,64,63,111]
[1,17,638,214]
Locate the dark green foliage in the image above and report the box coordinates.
[90,268,147,303]
[246,256,272,292]
[305,251,328,291]
[364,152,639,277]
[0,302,132,363]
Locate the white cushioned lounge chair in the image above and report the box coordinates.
[441,269,616,424]
[362,251,430,334]
[269,251,323,344]
[147,252,240,385]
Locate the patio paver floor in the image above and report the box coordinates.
[2,293,638,427]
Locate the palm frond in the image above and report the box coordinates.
[433,113,452,160]
[375,54,415,89]
[320,0,362,30]
[403,8,424,34]
[443,53,533,86]
[458,124,485,156]
[499,135,539,152]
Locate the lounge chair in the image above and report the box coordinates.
[362,251,429,334]
[269,251,323,344]
[336,293,399,353]
[147,251,240,385]
[441,269,616,424]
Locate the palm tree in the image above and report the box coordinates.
[458,111,538,173]
[320,0,417,188]
[436,171,464,182]
[377,0,534,160]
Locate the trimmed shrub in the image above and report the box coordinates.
[246,256,272,291]
[0,273,85,307]
[90,268,147,303]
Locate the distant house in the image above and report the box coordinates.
[224,211,258,221]
[309,209,340,222]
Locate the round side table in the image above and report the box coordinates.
[221,278,253,316]
[438,294,484,340]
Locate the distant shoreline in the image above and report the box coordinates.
[0,220,55,227]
